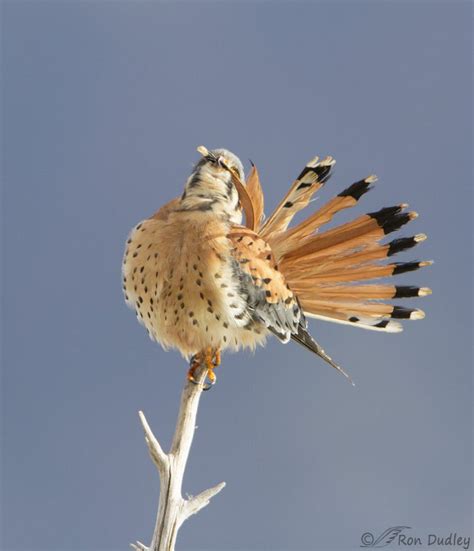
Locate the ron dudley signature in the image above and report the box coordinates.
[360,527,471,549]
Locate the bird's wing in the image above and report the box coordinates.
[228,227,300,341]
[228,226,351,381]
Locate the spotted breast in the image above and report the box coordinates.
[122,202,270,359]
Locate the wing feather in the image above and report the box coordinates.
[228,229,300,340]
[245,163,265,230]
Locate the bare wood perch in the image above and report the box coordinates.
[132,364,226,551]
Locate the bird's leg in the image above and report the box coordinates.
[201,347,222,391]
[202,347,216,390]
[187,352,202,384]
[212,348,221,369]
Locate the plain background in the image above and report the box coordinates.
[1,1,472,550]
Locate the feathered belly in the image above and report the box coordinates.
[152,295,268,358]
[122,213,268,358]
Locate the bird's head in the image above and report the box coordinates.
[196,146,245,182]
[180,146,245,224]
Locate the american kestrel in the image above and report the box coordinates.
[122,146,431,388]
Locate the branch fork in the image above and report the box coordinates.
[132,365,226,551]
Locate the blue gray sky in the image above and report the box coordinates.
[2,2,472,550]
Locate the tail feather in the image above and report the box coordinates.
[304,311,404,333]
[298,299,425,320]
[308,233,426,266]
[260,156,335,238]
[292,284,432,300]
[279,205,417,263]
[270,175,377,255]
[287,260,432,285]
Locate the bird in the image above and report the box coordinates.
[122,146,431,388]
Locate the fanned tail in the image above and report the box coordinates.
[250,156,432,334]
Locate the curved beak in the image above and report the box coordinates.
[197,145,219,164]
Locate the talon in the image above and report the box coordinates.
[188,374,200,385]
[202,368,216,391]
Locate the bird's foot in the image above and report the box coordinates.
[187,348,221,391]
[213,348,221,369]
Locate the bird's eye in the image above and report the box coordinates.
[205,153,219,164]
